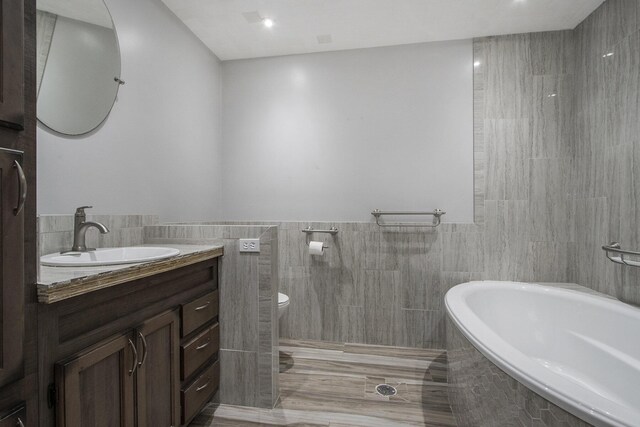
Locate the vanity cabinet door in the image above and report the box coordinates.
[0,148,24,389]
[55,333,136,427]
[135,309,180,427]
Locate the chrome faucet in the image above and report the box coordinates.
[70,206,110,252]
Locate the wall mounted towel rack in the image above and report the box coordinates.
[301,226,339,235]
[371,209,445,228]
[602,242,640,267]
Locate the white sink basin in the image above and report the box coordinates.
[41,247,181,267]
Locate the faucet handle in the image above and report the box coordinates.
[75,206,93,215]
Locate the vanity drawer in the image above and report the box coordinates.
[181,360,219,425]
[181,323,219,380]
[181,290,218,337]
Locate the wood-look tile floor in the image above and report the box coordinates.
[191,339,456,427]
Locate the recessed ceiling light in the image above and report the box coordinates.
[263,18,274,28]
[473,61,481,67]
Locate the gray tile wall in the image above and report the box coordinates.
[277,221,484,348]
[469,0,640,309]
[475,31,576,285]
[572,0,640,306]
[38,214,159,256]
[144,224,280,408]
[446,5,640,424]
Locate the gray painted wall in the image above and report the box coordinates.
[276,30,577,348]
[220,40,474,223]
[37,0,223,222]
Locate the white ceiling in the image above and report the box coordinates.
[161,0,604,61]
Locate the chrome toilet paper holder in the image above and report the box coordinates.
[301,226,338,249]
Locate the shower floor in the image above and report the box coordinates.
[191,339,456,426]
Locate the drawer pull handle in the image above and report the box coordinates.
[196,380,210,392]
[194,301,210,311]
[17,418,25,427]
[13,160,27,216]
[138,331,148,367]
[195,340,210,351]
[128,338,138,375]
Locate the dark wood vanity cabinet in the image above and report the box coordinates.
[39,257,220,427]
[179,291,220,425]
[0,0,38,424]
[54,333,135,427]
[55,310,181,427]
[0,149,26,389]
[135,310,180,427]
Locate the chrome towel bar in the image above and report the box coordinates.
[602,242,640,267]
[371,209,445,228]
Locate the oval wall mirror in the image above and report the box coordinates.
[36,0,122,136]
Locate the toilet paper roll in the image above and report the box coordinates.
[309,241,325,256]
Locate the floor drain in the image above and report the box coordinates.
[375,384,397,397]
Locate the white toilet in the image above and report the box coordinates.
[278,292,290,319]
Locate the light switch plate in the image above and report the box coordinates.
[239,238,260,253]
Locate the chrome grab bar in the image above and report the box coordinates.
[602,242,640,267]
[301,226,338,235]
[371,209,446,228]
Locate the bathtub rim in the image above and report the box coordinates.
[445,281,640,427]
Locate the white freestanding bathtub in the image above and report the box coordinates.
[445,281,640,427]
